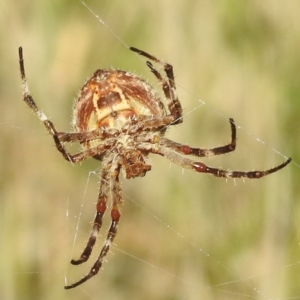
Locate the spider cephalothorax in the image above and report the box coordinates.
[18,46,291,289]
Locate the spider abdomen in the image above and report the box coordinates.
[73,69,166,135]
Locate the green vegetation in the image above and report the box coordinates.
[0,1,299,299]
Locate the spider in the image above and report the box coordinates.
[18,46,291,289]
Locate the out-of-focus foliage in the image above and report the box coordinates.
[0,1,299,299]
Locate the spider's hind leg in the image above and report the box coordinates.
[65,160,122,289]
[70,195,108,266]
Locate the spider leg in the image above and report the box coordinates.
[130,115,177,132]
[67,144,111,163]
[158,146,291,179]
[57,127,119,143]
[145,61,177,122]
[67,167,110,268]
[65,157,122,289]
[18,47,76,163]
[192,158,292,178]
[57,131,104,143]
[130,47,182,124]
[161,118,236,157]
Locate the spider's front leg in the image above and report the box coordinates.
[18,47,75,162]
[19,47,108,164]
[130,47,183,124]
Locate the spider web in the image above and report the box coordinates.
[0,1,299,299]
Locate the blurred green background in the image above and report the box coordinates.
[0,1,299,299]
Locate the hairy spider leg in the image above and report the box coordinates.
[130,47,183,124]
[163,118,236,157]
[18,47,74,162]
[19,47,114,164]
[64,159,122,289]
[158,145,291,179]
